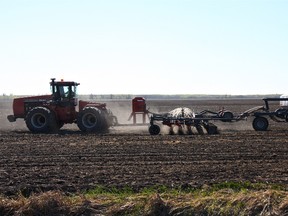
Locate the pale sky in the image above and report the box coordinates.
[0,0,287,95]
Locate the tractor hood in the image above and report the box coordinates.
[12,95,52,119]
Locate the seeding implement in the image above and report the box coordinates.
[7,78,118,133]
[148,107,237,135]
[148,97,288,135]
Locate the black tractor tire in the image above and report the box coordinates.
[220,111,234,122]
[58,122,64,129]
[149,124,161,135]
[252,117,269,131]
[77,107,103,132]
[25,107,55,133]
[100,112,110,132]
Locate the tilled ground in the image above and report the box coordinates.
[0,129,288,197]
[1,98,288,197]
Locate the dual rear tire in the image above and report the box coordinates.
[77,107,108,132]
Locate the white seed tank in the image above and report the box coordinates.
[168,107,195,118]
[280,94,288,107]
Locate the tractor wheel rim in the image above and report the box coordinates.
[31,113,47,128]
[82,113,97,128]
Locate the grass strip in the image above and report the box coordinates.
[0,182,287,215]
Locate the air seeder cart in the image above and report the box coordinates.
[251,97,288,131]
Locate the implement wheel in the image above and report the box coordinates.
[204,123,218,135]
[149,125,160,135]
[196,125,204,135]
[220,111,234,122]
[252,117,269,131]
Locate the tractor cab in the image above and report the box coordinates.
[50,78,79,106]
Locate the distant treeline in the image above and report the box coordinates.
[1,94,281,100]
[82,94,281,100]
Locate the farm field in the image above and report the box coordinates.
[1,128,288,196]
[0,98,288,215]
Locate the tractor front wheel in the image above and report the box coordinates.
[26,107,55,133]
[77,107,103,132]
[252,117,269,131]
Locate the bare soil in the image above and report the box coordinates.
[0,98,288,197]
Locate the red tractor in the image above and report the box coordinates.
[7,78,118,133]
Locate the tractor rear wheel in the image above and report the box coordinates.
[252,117,269,131]
[149,124,161,135]
[77,107,103,132]
[26,107,55,133]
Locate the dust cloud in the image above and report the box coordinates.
[0,98,26,131]
[106,100,150,134]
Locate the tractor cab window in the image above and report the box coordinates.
[57,85,76,100]
[70,85,77,98]
[58,86,67,98]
